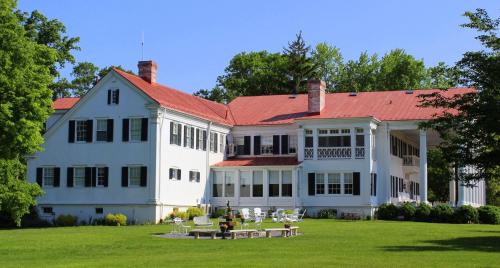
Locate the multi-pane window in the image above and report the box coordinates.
[213,171,223,197]
[97,167,106,186]
[305,130,313,147]
[269,171,280,197]
[344,173,353,194]
[328,173,341,194]
[169,168,181,180]
[390,135,419,158]
[288,135,297,154]
[111,90,119,104]
[96,119,108,141]
[281,170,292,197]
[76,120,88,142]
[197,129,203,150]
[185,126,192,147]
[219,134,224,153]
[129,167,141,186]
[170,123,181,145]
[370,173,377,196]
[318,129,351,147]
[224,171,234,197]
[355,128,364,147]
[240,171,251,197]
[235,137,245,155]
[43,207,53,214]
[261,136,274,154]
[43,167,55,187]
[252,171,263,197]
[130,118,142,141]
[316,173,325,194]
[74,167,85,187]
[189,171,200,182]
[209,132,218,152]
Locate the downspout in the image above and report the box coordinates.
[205,121,212,214]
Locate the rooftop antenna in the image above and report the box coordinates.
[141,31,144,60]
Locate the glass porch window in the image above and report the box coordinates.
[269,171,280,197]
[224,171,234,197]
[252,171,263,197]
[240,171,251,197]
[281,170,292,197]
[213,171,223,197]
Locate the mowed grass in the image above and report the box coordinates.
[0,220,499,268]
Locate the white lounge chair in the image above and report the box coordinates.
[240,208,251,229]
[252,208,266,219]
[172,217,191,234]
[193,215,213,228]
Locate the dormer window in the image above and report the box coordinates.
[107,89,119,105]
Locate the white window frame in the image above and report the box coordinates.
[75,120,88,142]
[327,173,341,195]
[42,167,55,187]
[96,119,108,142]
[128,166,141,186]
[129,118,142,142]
[73,167,85,187]
[96,167,106,187]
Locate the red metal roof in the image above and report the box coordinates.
[213,157,300,167]
[53,97,79,110]
[114,69,234,126]
[228,88,475,125]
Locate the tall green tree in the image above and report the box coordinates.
[420,9,500,205]
[311,42,344,91]
[337,52,380,92]
[71,61,99,97]
[283,31,317,94]
[423,62,460,89]
[376,49,426,90]
[0,0,56,226]
[193,86,227,103]
[427,148,453,202]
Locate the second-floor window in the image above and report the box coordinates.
[122,118,148,142]
[107,89,119,105]
[318,129,351,148]
[189,171,200,182]
[261,136,273,155]
[68,120,93,143]
[305,129,313,148]
[96,119,113,142]
[130,118,142,141]
[170,122,182,146]
[210,132,218,153]
[169,168,181,180]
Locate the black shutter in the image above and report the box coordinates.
[353,172,360,195]
[53,167,60,187]
[178,124,182,146]
[202,130,207,150]
[177,169,182,180]
[196,129,200,149]
[104,167,109,187]
[67,167,74,187]
[196,172,200,182]
[281,135,289,154]
[122,119,129,142]
[214,133,218,152]
[170,122,174,144]
[373,173,377,196]
[86,120,93,142]
[140,166,147,187]
[169,168,173,179]
[115,90,119,104]
[107,119,114,142]
[121,167,128,187]
[273,135,280,154]
[308,173,315,196]
[85,167,92,187]
[190,128,195,149]
[36,168,43,186]
[91,167,97,187]
[183,126,187,147]
[107,90,111,104]
[68,120,75,143]
[253,136,261,155]
[243,136,251,155]
[141,118,148,141]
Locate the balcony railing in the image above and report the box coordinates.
[317,147,351,159]
[304,147,314,159]
[403,155,420,167]
[260,145,273,155]
[355,147,365,159]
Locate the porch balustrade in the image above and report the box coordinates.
[355,147,365,159]
[317,147,352,159]
[304,147,314,159]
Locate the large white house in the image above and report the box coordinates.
[27,60,486,223]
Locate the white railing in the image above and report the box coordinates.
[317,147,351,159]
[403,155,419,166]
[304,148,314,159]
[355,147,365,159]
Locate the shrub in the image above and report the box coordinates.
[55,214,78,226]
[376,203,398,220]
[478,206,500,224]
[104,213,127,226]
[210,208,226,218]
[454,205,478,224]
[431,204,454,223]
[92,218,105,225]
[399,202,416,221]
[186,207,205,220]
[414,203,432,222]
[317,209,337,219]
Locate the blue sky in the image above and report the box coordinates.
[18,0,499,93]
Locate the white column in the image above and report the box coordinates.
[297,128,305,161]
[263,169,269,208]
[419,129,428,203]
[351,127,356,160]
[312,128,318,160]
[457,181,465,206]
[235,169,240,207]
[364,127,372,204]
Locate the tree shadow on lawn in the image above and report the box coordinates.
[382,236,500,253]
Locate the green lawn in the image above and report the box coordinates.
[0,220,499,267]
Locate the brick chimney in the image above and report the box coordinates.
[307,79,326,114]
[138,60,157,83]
